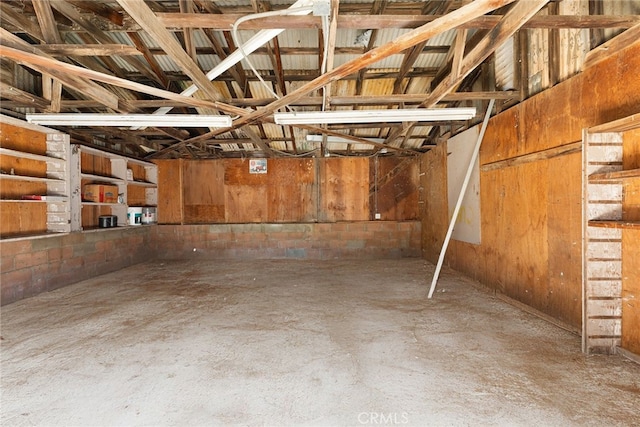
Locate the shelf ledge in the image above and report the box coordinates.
[589,220,640,230]
[0,147,65,164]
[588,168,640,183]
[0,174,65,183]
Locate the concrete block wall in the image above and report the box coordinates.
[153,221,421,260]
[0,227,153,305]
[1,221,420,305]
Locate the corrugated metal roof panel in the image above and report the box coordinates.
[494,36,515,91]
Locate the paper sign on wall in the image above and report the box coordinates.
[249,159,267,174]
[447,126,481,245]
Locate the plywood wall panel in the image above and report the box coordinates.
[371,157,419,221]
[225,185,268,223]
[155,159,183,224]
[183,160,224,224]
[0,180,47,199]
[545,152,583,325]
[320,157,369,222]
[266,159,316,222]
[1,122,48,235]
[621,229,640,355]
[0,122,46,154]
[159,157,417,225]
[0,202,47,236]
[224,159,269,186]
[127,185,147,207]
[422,38,640,330]
[420,143,448,262]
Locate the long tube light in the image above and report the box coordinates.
[132,0,315,129]
[274,108,476,125]
[26,114,232,128]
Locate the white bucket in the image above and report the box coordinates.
[127,207,143,225]
[141,207,156,224]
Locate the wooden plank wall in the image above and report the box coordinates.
[370,157,419,221]
[420,38,640,331]
[156,157,418,224]
[621,128,640,354]
[154,159,183,224]
[0,122,48,236]
[80,151,114,228]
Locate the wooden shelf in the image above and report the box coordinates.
[0,174,65,184]
[588,220,640,229]
[81,201,123,207]
[80,172,125,184]
[588,168,640,183]
[0,147,65,164]
[2,199,48,203]
[127,180,156,188]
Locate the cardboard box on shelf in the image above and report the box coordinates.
[82,184,118,203]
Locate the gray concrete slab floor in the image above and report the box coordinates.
[1,259,639,426]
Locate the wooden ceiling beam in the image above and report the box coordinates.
[154,13,640,30]
[179,0,198,61]
[115,0,224,101]
[0,28,121,111]
[50,0,165,88]
[0,43,244,115]
[0,82,51,110]
[35,44,142,56]
[0,2,45,42]
[1,91,519,110]
[149,0,518,158]
[126,32,171,88]
[66,1,124,26]
[32,0,64,113]
[385,0,551,146]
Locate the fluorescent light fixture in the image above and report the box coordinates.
[305,135,385,144]
[274,108,476,125]
[26,114,232,128]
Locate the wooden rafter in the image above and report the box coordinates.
[0,43,244,114]
[155,13,640,30]
[384,0,551,146]
[115,0,224,101]
[32,0,63,113]
[51,0,165,88]
[149,0,519,157]
[0,28,121,111]
[0,91,519,111]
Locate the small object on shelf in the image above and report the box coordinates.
[127,207,143,225]
[126,168,134,181]
[141,207,156,224]
[98,215,111,228]
[98,215,118,228]
[21,195,66,202]
[82,184,118,203]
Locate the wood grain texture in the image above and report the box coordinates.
[621,229,640,355]
[420,143,448,263]
[0,122,48,235]
[320,157,369,222]
[159,157,404,225]
[371,157,419,221]
[0,202,47,237]
[155,159,183,224]
[422,40,640,329]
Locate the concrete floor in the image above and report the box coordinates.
[1,259,639,426]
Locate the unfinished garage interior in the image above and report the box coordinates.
[1,0,640,425]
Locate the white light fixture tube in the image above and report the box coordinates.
[131,0,315,130]
[26,114,232,128]
[305,135,386,145]
[274,108,476,125]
